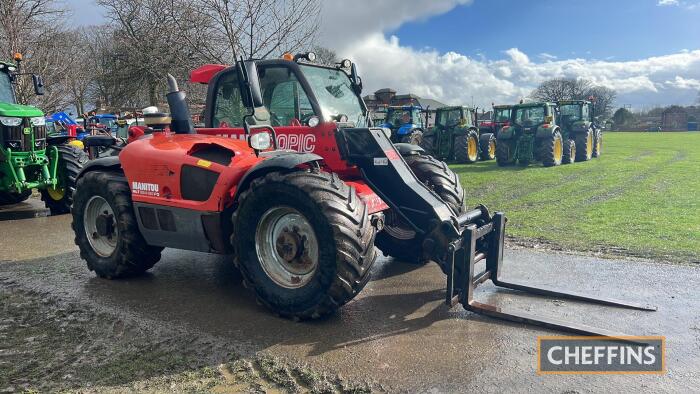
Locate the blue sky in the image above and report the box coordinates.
[66,0,700,108]
[391,0,700,62]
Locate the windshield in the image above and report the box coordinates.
[494,108,511,122]
[437,109,463,127]
[387,108,419,126]
[559,104,582,122]
[299,64,367,127]
[0,71,15,104]
[513,106,546,126]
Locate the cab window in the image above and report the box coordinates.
[212,72,247,127]
[258,66,315,126]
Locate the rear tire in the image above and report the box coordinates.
[575,129,593,162]
[562,139,576,164]
[539,130,564,167]
[375,154,465,264]
[454,129,479,163]
[419,133,435,155]
[41,144,87,215]
[496,139,515,166]
[479,133,496,161]
[72,171,163,279]
[0,190,32,205]
[233,169,376,320]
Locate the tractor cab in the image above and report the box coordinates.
[510,102,558,133]
[381,105,425,143]
[478,105,512,136]
[557,100,594,127]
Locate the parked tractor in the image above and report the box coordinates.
[421,105,495,163]
[496,102,572,167]
[557,99,602,161]
[71,54,653,336]
[0,54,86,212]
[479,104,513,137]
[380,105,426,144]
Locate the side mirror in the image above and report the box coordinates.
[350,63,362,94]
[32,75,44,96]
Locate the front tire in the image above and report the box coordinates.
[562,139,576,164]
[479,133,496,161]
[232,169,376,320]
[575,129,594,162]
[454,129,479,163]
[72,171,163,279]
[0,190,32,205]
[400,130,423,145]
[375,154,465,264]
[592,131,602,158]
[41,144,87,215]
[419,133,435,155]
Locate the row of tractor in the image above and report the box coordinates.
[1,51,648,338]
[375,99,602,168]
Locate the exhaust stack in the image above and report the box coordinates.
[166,74,195,134]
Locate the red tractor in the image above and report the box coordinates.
[72,54,653,334]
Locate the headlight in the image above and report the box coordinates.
[0,116,22,126]
[30,117,46,126]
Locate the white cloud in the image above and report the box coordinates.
[319,0,700,108]
[657,0,679,6]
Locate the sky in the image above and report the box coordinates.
[65,0,700,110]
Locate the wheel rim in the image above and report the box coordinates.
[596,136,602,154]
[255,206,319,289]
[47,186,65,201]
[554,137,563,162]
[587,133,593,157]
[468,137,477,160]
[83,195,118,257]
[488,140,496,158]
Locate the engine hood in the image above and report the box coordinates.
[0,102,44,117]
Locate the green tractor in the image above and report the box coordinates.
[0,54,86,213]
[420,105,495,163]
[557,99,602,161]
[496,102,570,167]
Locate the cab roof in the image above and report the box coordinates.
[512,101,556,108]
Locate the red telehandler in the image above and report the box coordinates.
[72,54,654,335]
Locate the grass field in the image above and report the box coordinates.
[450,132,700,263]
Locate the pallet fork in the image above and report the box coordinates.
[337,127,656,338]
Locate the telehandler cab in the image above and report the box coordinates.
[72,54,653,336]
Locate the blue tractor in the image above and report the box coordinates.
[45,112,89,141]
[381,105,426,144]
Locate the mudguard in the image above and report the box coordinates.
[233,151,323,200]
[497,126,515,140]
[77,155,122,179]
[397,124,416,136]
[394,143,424,157]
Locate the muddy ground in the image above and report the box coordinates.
[1,213,699,392]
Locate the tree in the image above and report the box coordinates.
[531,78,617,119]
[612,107,634,128]
[0,0,72,111]
[312,46,338,66]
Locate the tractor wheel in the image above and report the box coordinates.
[575,129,594,162]
[400,130,423,145]
[562,139,576,164]
[496,139,515,166]
[375,153,465,264]
[0,190,32,205]
[479,133,496,161]
[419,134,435,155]
[592,131,603,158]
[454,129,479,163]
[539,130,564,167]
[232,169,377,320]
[72,171,163,279]
[41,144,87,215]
